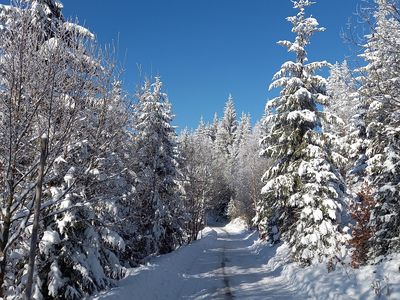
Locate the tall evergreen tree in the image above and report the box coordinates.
[234,112,252,156]
[196,116,208,137]
[229,121,269,225]
[358,0,400,258]
[208,113,219,142]
[326,60,359,135]
[215,94,238,158]
[133,77,184,256]
[326,61,362,189]
[255,0,348,265]
[212,95,238,216]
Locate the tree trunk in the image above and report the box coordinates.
[0,178,15,297]
[25,135,48,300]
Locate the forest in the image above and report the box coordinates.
[0,0,399,299]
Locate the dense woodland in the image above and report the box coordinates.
[0,0,399,299]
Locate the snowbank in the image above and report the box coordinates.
[263,243,400,300]
[92,227,220,299]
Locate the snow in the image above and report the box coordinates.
[39,230,61,256]
[54,155,67,164]
[287,109,316,123]
[313,208,323,222]
[64,167,76,187]
[100,228,125,251]
[91,221,300,300]
[91,220,400,300]
[275,247,400,300]
[48,261,66,297]
[63,22,95,40]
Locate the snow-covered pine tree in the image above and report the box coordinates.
[357,0,400,258]
[210,95,238,217]
[326,61,364,206]
[233,113,252,157]
[228,113,251,220]
[255,0,349,265]
[326,60,359,138]
[196,116,208,137]
[207,113,219,142]
[228,112,251,219]
[329,60,370,194]
[29,0,64,33]
[229,121,269,224]
[215,94,238,159]
[133,77,185,256]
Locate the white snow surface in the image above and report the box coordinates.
[92,219,400,300]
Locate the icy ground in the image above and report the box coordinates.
[92,220,400,300]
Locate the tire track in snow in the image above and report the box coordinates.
[219,228,234,299]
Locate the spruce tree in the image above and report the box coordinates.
[326,61,363,194]
[133,77,184,256]
[358,0,400,257]
[326,61,359,136]
[255,0,348,265]
[215,94,238,158]
[234,113,252,156]
[211,95,238,216]
[208,113,219,142]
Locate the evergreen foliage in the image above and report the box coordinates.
[358,0,400,258]
[255,0,349,265]
[133,77,185,256]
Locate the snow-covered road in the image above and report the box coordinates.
[92,222,303,300]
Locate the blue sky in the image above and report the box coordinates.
[3,0,362,129]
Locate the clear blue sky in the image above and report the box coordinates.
[2,0,361,129]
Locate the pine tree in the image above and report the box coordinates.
[234,113,252,157]
[358,0,400,258]
[346,93,368,194]
[208,113,219,142]
[228,113,252,220]
[229,122,269,224]
[196,116,208,137]
[326,61,364,204]
[215,94,238,158]
[133,77,184,256]
[210,95,238,217]
[255,0,348,265]
[326,61,359,136]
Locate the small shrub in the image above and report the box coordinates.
[349,184,375,268]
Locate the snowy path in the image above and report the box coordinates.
[92,223,303,300]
